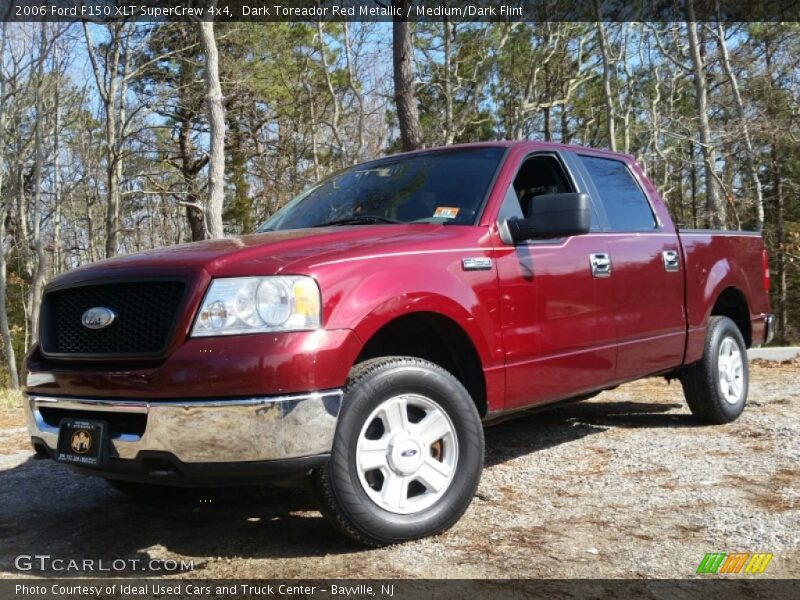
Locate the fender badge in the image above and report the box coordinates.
[462,257,493,271]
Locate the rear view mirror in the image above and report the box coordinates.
[506,192,591,243]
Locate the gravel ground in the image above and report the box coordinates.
[1,361,797,579]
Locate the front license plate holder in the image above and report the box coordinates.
[56,419,108,467]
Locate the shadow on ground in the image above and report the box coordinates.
[0,455,362,577]
[484,400,697,466]
[0,399,697,575]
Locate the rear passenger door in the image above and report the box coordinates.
[575,154,686,379]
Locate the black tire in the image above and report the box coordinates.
[680,316,749,424]
[312,356,484,547]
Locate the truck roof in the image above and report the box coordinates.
[380,140,636,164]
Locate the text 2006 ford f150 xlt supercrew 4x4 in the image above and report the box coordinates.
[24,141,773,545]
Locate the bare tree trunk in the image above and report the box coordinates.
[342,23,365,162]
[685,3,724,228]
[772,141,787,342]
[175,55,207,242]
[179,117,207,241]
[52,39,62,274]
[647,55,671,199]
[0,212,18,389]
[316,22,346,161]
[765,38,787,342]
[595,12,616,151]
[542,106,551,141]
[676,156,686,226]
[0,21,19,389]
[392,0,423,151]
[105,138,121,256]
[305,82,322,181]
[104,52,121,258]
[84,23,122,257]
[560,107,570,143]
[713,17,764,230]
[620,24,635,154]
[690,142,698,228]
[29,23,48,343]
[114,32,132,255]
[200,15,225,239]
[443,16,455,145]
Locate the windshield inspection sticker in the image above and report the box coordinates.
[434,207,460,219]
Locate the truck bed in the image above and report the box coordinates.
[677,229,770,364]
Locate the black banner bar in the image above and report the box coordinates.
[4,0,800,23]
[3,579,800,600]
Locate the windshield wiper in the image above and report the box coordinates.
[313,215,404,227]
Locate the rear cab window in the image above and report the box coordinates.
[579,155,657,232]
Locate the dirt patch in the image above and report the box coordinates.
[0,409,24,430]
[750,356,800,369]
[724,468,800,514]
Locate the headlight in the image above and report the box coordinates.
[191,276,321,337]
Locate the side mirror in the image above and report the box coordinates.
[506,192,591,243]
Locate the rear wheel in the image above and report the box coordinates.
[313,357,484,546]
[680,316,749,424]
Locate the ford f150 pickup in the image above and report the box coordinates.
[24,141,773,546]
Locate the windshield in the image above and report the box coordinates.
[258,147,506,231]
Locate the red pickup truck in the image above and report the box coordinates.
[24,141,773,546]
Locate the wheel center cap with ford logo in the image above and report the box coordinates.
[81,307,116,330]
[388,435,424,475]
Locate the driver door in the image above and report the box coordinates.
[494,153,617,409]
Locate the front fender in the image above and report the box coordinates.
[314,258,503,370]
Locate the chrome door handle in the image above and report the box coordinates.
[590,253,612,278]
[662,250,680,272]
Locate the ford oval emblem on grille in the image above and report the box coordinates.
[81,307,116,330]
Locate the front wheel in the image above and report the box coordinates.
[313,357,484,546]
[680,316,749,424]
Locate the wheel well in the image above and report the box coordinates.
[355,312,487,416]
[711,287,751,347]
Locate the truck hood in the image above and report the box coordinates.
[48,225,452,286]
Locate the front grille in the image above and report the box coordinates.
[40,281,186,358]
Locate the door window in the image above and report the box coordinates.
[513,156,573,217]
[579,155,656,231]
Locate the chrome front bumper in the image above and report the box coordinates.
[26,391,342,464]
